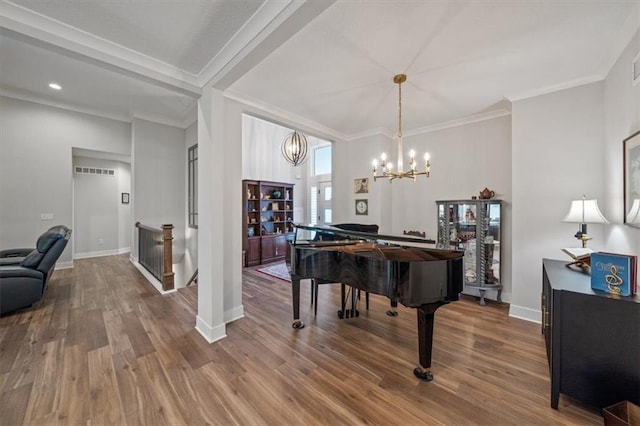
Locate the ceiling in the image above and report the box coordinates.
[1,0,638,138]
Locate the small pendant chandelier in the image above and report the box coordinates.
[372,74,430,182]
[281,130,309,166]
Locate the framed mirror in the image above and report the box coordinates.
[623,130,640,228]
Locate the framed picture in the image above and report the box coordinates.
[354,178,369,194]
[121,192,130,204]
[355,199,368,215]
[624,130,640,228]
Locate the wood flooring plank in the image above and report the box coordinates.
[0,322,28,376]
[121,311,155,359]
[0,255,604,425]
[87,345,125,424]
[22,339,63,423]
[0,382,32,426]
[55,344,90,424]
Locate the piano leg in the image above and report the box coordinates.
[337,283,346,319]
[291,278,305,329]
[413,302,446,381]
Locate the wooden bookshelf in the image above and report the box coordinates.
[243,179,294,266]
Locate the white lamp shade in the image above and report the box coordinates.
[562,199,609,224]
[626,199,640,224]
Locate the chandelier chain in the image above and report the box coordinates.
[398,78,402,139]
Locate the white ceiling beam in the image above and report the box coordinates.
[0,1,201,97]
[199,0,337,89]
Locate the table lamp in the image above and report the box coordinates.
[562,195,609,248]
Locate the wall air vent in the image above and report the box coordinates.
[634,51,640,86]
[74,166,115,176]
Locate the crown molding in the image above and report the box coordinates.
[504,75,604,102]
[403,109,512,137]
[225,90,515,143]
[1,91,192,129]
[224,90,347,142]
[348,127,394,141]
[129,111,192,130]
[1,90,131,123]
[0,1,201,96]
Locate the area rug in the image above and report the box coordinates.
[256,261,291,282]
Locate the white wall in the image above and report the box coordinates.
[603,29,640,254]
[333,133,392,230]
[333,116,512,301]
[0,96,131,265]
[132,118,186,285]
[73,156,131,257]
[402,117,513,302]
[511,82,605,321]
[397,117,512,239]
[118,163,132,251]
[242,114,312,223]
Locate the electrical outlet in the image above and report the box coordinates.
[40,213,54,220]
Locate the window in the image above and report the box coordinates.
[313,145,332,176]
[188,144,198,228]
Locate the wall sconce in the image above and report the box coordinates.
[562,195,609,248]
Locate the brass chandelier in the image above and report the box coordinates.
[372,74,430,182]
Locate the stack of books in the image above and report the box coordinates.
[590,252,638,296]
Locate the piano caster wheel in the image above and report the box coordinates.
[386,309,398,317]
[292,320,305,329]
[337,310,344,319]
[413,367,433,381]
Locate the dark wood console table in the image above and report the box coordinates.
[542,259,640,409]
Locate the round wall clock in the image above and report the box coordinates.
[355,199,368,215]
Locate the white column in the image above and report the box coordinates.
[195,86,226,343]
[221,100,244,323]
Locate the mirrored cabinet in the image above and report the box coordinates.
[436,199,502,305]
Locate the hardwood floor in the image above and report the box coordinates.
[0,254,602,425]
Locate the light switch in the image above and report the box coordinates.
[40,213,54,220]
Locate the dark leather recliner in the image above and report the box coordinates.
[0,225,72,315]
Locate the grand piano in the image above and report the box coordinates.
[288,224,464,381]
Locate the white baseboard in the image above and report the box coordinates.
[130,259,177,295]
[224,305,245,324]
[195,316,227,343]
[462,287,512,304]
[55,260,74,270]
[509,304,541,324]
[74,247,130,260]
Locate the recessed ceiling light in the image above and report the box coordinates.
[48,83,62,90]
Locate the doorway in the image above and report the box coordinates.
[316,181,332,225]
